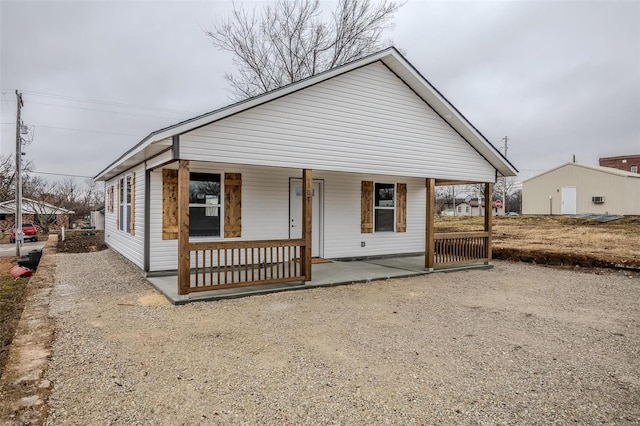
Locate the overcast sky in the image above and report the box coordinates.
[1,0,639,185]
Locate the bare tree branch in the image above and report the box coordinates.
[207,0,403,99]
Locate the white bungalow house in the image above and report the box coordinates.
[95,47,517,295]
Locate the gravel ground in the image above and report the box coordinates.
[45,250,639,425]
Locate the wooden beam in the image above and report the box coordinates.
[425,178,435,270]
[484,182,493,264]
[301,169,313,281]
[435,179,481,187]
[178,160,190,295]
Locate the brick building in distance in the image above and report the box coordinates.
[599,154,640,173]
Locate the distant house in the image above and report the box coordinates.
[455,199,504,217]
[522,163,640,215]
[0,198,75,233]
[599,154,640,174]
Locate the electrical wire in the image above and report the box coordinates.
[30,171,94,179]
[0,122,144,138]
[1,89,200,115]
[26,100,188,120]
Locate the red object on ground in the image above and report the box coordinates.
[9,265,32,279]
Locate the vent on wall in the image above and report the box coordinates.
[592,196,605,204]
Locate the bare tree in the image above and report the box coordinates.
[25,199,61,235]
[0,154,34,202]
[435,185,456,214]
[207,0,403,99]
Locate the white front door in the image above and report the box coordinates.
[561,187,577,215]
[290,179,323,257]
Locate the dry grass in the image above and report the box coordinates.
[435,215,640,268]
[0,257,28,379]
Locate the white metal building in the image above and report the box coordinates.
[95,48,517,295]
[522,163,640,215]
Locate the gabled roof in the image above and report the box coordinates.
[95,47,517,181]
[523,162,640,183]
[0,198,75,215]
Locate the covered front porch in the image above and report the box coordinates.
[148,253,491,304]
[169,160,495,301]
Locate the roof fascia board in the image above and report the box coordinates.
[94,137,172,181]
[522,162,640,183]
[0,198,74,214]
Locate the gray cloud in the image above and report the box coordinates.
[1,0,638,183]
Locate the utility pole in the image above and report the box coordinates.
[501,136,509,215]
[15,90,23,256]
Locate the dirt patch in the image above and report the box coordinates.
[137,293,170,306]
[56,230,107,254]
[436,215,640,270]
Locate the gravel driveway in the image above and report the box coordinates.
[45,250,639,425]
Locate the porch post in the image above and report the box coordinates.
[178,160,190,295]
[301,169,313,282]
[484,182,493,264]
[425,178,435,270]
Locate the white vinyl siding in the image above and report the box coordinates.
[104,164,145,268]
[180,62,495,182]
[147,163,425,272]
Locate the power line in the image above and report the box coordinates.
[36,124,143,138]
[1,122,144,138]
[27,100,188,120]
[31,170,94,179]
[1,88,200,115]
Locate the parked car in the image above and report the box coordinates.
[10,223,39,243]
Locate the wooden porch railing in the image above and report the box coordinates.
[433,232,489,267]
[186,239,307,292]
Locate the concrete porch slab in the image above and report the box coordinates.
[146,256,433,305]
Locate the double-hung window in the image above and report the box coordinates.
[374,183,395,232]
[189,173,221,237]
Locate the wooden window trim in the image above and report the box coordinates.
[361,181,373,233]
[396,183,407,233]
[162,169,179,240]
[224,173,242,238]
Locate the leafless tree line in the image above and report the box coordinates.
[0,154,103,218]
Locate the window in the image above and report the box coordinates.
[457,206,462,213]
[631,166,638,173]
[119,176,132,233]
[466,206,470,213]
[374,183,395,232]
[189,173,221,237]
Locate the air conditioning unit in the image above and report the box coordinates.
[592,196,605,204]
